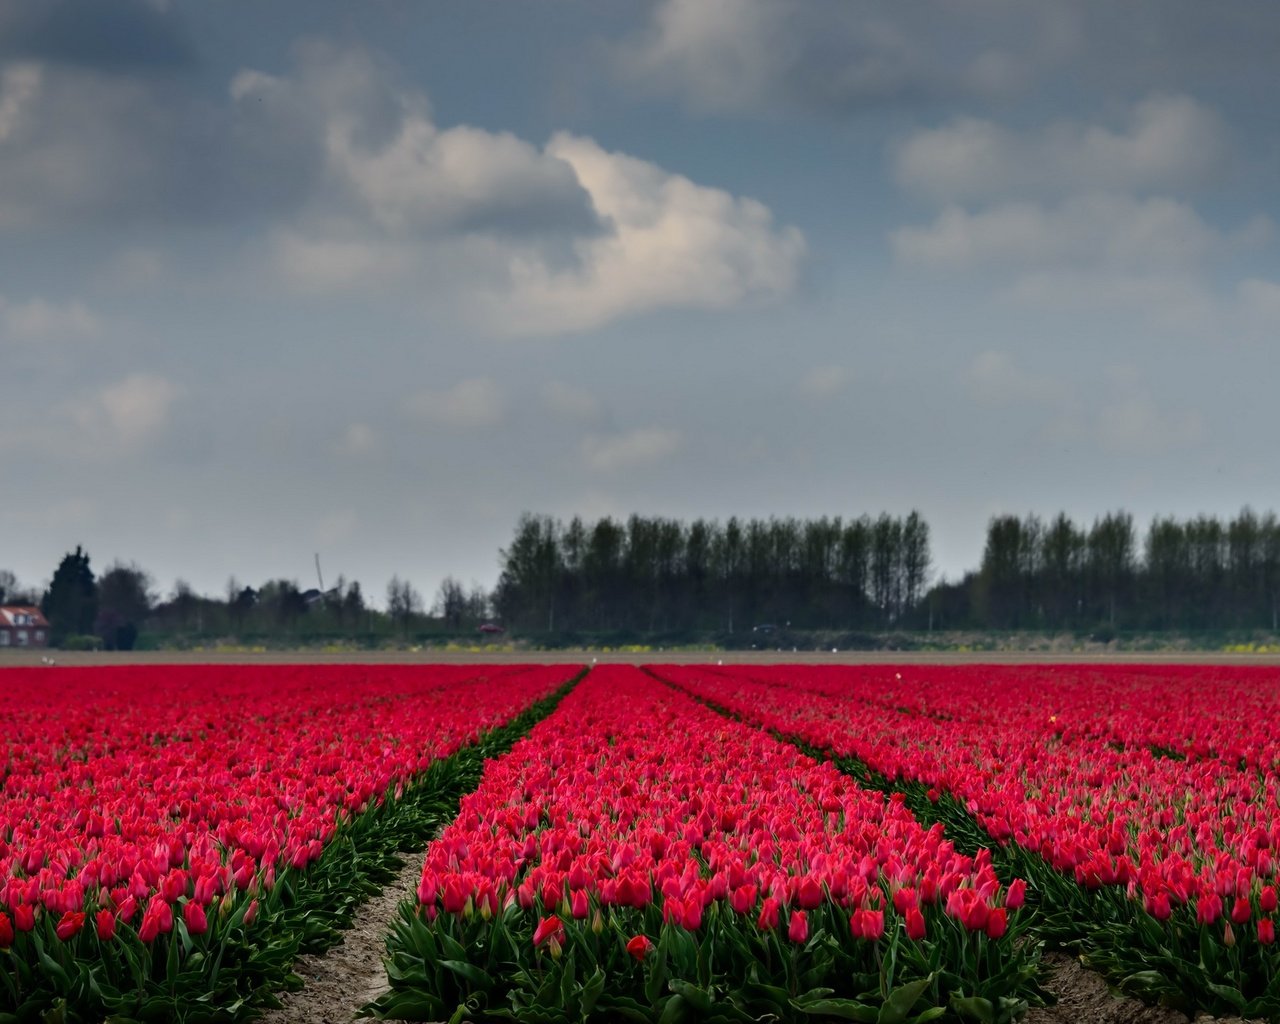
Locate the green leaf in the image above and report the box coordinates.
[580,967,606,1018]
[439,960,494,989]
[877,977,933,1024]
[948,994,995,1024]
[644,941,668,1005]
[1204,983,1247,1012]
[789,998,878,1022]
[668,980,714,1013]
[657,994,687,1024]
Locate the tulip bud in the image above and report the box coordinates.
[626,934,652,960]
[95,909,116,941]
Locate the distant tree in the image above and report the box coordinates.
[466,583,491,624]
[41,546,98,644]
[258,579,305,629]
[343,580,366,626]
[435,576,467,630]
[386,575,422,637]
[901,511,932,613]
[0,570,37,606]
[95,562,154,650]
[170,579,199,631]
[230,584,258,630]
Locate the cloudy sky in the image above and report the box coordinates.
[3,1,1279,605]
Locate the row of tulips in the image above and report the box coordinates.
[0,664,579,1022]
[651,664,1280,1017]
[373,666,1044,1023]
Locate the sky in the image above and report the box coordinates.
[2,0,1279,607]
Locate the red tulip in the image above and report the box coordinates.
[788,910,809,943]
[55,911,86,942]
[626,934,652,960]
[730,884,758,914]
[183,900,208,936]
[850,907,884,941]
[0,912,13,948]
[756,896,780,930]
[13,904,35,932]
[138,896,173,943]
[1259,918,1275,945]
[904,906,926,941]
[985,906,1007,939]
[1004,879,1026,911]
[95,909,116,941]
[532,915,564,948]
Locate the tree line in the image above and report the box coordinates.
[493,512,932,634]
[7,506,1280,648]
[946,508,1280,633]
[0,552,491,649]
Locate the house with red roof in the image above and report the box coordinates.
[0,606,50,648]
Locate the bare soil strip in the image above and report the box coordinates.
[1025,953,1257,1024]
[258,852,424,1024]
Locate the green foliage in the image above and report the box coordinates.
[41,546,97,645]
[368,898,1042,1023]
[1,675,584,1022]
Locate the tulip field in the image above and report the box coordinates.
[3,661,1280,1022]
[0,664,577,1021]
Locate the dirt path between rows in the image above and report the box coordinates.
[1025,952,1257,1024]
[259,853,424,1024]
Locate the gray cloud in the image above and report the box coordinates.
[624,0,1280,120]
[893,95,1229,203]
[0,0,194,73]
[622,0,1074,115]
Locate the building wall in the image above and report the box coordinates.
[0,626,49,647]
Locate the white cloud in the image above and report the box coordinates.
[83,373,182,447]
[0,295,101,341]
[581,427,682,472]
[894,95,1227,203]
[238,46,802,333]
[404,377,505,429]
[798,365,851,400]
[2,373,188,459]
[489,133,804,334]
[890,195,1255,274]
[232,44,593,240]
[540,381,602,421]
